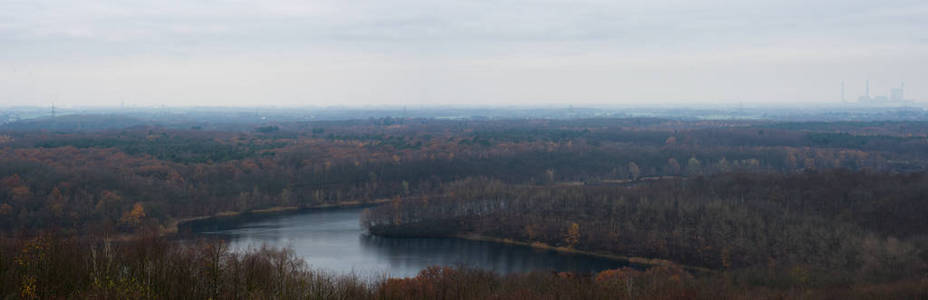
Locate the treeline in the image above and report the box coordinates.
[1,235,925,299]
[2,119,926,233]
[364,171,928,284]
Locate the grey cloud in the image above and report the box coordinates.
[0,0,925,106]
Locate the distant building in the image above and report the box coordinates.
[890,82,904,102]
[858,81,910,103]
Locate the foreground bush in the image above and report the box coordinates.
[0,234,371,299]
[1,234,926,299]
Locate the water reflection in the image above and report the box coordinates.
[196,207,628,278]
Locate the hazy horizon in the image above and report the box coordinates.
[2,0,926,107]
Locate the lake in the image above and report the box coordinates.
[191,207,630,278]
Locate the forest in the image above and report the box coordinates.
[1,116,928,298]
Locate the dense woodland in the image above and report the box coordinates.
[2,116,928,297]
[365,173,928,282]
[3,118,927,233]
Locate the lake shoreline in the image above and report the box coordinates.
[166,198,392,236]
[176,200,712,275]
[368,222,714,273]
[453,233,714,274]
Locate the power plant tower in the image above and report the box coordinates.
[900,81,904,99]
[858,80,873,103]
[865,80,870,98]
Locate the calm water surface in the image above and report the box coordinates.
[194,207,629,278]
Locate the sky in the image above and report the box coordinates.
[1,0,926,107]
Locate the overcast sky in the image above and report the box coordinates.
[1,0,926,107]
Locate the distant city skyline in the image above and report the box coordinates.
[1,0,926,107]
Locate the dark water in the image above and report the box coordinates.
[193,207,629,278]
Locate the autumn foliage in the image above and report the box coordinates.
[3,117,928,297]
